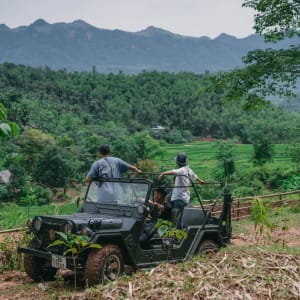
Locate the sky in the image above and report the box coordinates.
[0,0,255,38]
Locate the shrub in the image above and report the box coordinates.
[19,185,53,206]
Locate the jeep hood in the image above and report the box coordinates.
[38,213,123,230]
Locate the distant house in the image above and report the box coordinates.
[150,125,165,138]
[0,170,11,184]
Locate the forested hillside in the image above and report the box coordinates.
[1,63,299,144]
[1,63,300,204]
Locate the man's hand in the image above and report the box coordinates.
[131,165,142,174]
[86,176,92,184]
[197,178,205,185]
[158,173,164,181]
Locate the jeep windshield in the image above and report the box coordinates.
[85,178,151,207]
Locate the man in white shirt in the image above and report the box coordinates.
[158,152,204,228]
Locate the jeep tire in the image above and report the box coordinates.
[84,244,124,286]
[197,240,220,255]
[24,240,57,281]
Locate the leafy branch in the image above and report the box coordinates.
[0,102,19,139]
[48,232,101,290]
[154,219,187,243]
[251,198,273,244]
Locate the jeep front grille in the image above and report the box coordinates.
[37,223,64,248]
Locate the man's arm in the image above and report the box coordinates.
[129,165,142,174]
[158,170,175,181]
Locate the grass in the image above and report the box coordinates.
[156,141,294,180]
[0,200,78,230]
[233,203,300,227]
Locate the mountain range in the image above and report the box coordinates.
[0,19,297,74]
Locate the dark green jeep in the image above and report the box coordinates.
[18,176,232,286]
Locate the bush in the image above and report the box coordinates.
[0,185,11,203]
[19,185,53,206]
[162,129,192,144]
[277,174,300,192]
[33,185,53,205]
[289,204,300,213]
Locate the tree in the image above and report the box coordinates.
[252,134,274,166]
[33,145,72,189]
[215,142,236,181]
[19,127,55,173]
[132,131,163,160]
[244,0,299,42]
[205,0,300,109]
[0,102,19,140]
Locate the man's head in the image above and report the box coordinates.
[175,152,188,167]
[154,186,167,204]
[99,144,110,156]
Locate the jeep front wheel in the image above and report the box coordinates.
[197,240,220,255]
[24,240,57,281]
[84,244,124,286]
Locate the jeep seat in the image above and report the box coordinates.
[182,208,206,227]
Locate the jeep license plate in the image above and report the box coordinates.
[51,254,66,269]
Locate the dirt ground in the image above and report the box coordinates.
[0,225,299,300]
[231,224,300,248]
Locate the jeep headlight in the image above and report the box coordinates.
[63,221,73,234]
[33,217,43,231]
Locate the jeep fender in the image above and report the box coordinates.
[89,233,137,267]
[184,227,222,260]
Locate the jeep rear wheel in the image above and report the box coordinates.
[197,240,220,255]
[24,240,57,281]
[84,244,124,286]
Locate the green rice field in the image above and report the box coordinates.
[156,141,292,180]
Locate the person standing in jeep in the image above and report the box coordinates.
[86,144,142,183]
[158,152,204,228]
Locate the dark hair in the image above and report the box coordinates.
[99,144,110,155]
[154,186,167,196]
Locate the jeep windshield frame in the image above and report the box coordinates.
[83,177,152,209]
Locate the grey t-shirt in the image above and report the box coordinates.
[87,157,131,179]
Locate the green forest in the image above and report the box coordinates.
[0,62,300,207]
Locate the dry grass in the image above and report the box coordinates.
[1,211,299,300]
[80,246,299,300]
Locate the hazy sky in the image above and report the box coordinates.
[0,0,255,38]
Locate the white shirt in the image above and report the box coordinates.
[170,166,199,204]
